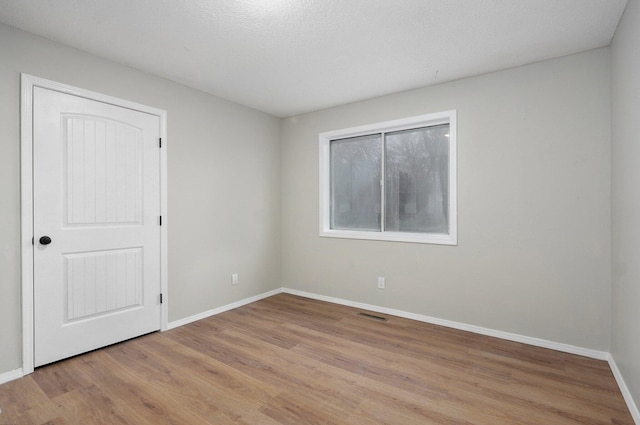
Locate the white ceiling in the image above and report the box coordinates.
[0,0,628,117]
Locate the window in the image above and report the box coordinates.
[319,111,456,245]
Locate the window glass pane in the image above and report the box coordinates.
[330,134,382,231]
[384,124,449,234]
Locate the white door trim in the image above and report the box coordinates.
[20,74,169,374]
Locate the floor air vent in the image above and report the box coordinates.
[357,312,388,321]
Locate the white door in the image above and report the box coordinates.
[33,86,162,367]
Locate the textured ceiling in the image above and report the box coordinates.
[0,0,628,117]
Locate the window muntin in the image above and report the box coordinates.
[320,111,456,245]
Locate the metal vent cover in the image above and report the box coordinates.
[357,312,388,321]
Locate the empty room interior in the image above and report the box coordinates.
[0,0,639,423]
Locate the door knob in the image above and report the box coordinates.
[39,236,52,245]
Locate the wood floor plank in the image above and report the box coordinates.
[105,336,283,424]
[70,350,214,425]
[0,293,634,424]
[30,357,94,400]
[0,375,52,423]
[0,401,64,425]
[48,384,131,425]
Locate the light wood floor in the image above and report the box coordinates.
[0,294,634,424]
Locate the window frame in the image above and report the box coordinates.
[319,110,457,245]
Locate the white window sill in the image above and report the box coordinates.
[320,229,457,245]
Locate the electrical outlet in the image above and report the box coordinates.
[377,277,385,289]
[232,273,239,285]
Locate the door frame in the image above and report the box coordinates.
[20,74,169,374]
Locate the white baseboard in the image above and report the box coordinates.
[166,288,282,330]
[164,286,636,423]
[163,286,608,361]
[282,288,609,360]
[0,368,23,386]
[3,285,633,422]
[608,355,640,424]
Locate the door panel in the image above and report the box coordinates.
[63,247,143,321]
[64,116,143,225]
[33,86,161,367]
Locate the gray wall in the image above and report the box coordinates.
[612,0,640,407]
[281,48,612,351]
[0,15,629,394]
[0,23,282,375]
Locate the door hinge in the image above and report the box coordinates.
[160,293,163,304]
[159,138,162,148]
[159,215,162,226]
[32,237,34,245]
